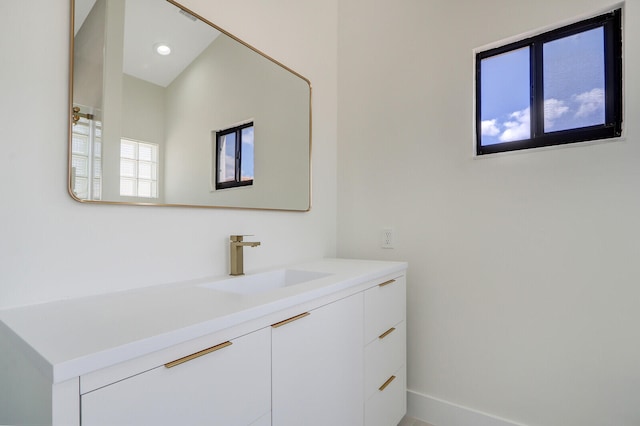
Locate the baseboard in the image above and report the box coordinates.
[406,389,528,426]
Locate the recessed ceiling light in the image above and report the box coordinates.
[154,43,171,56]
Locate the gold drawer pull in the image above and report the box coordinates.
[271,312,310,328]
[378,375,396,391]
[165,341,232,368]
[378,279,396,287]
[378,327,396,340]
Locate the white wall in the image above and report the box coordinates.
[0,0,337,309]
[121,74,166,203]
[73,0,104,111]
[337,0,640,425]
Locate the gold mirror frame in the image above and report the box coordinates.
[68,0,312,211]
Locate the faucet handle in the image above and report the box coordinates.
[230,234,254,242]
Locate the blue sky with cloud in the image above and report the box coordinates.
[221,126,255,182]
[480,27,605,146]
[241,126,254,181]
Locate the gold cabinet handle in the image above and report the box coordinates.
[378,279,396,287]
[378,375,396,391]
[378,327,396,340]
[164,341,232,368]
[271,312,310,328]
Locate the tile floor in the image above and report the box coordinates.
[398,415,434,426]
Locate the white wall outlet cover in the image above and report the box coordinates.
[381,228,394,249]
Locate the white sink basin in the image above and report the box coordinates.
[200,269,332,295]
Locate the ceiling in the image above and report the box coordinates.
[75,0,221,87]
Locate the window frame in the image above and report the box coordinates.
[119,138,159,199]
[215,122,254,190]
[71,114,102,200]
[475,8,622,155]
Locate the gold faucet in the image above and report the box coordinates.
[229,235,261,276]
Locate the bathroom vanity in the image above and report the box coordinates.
[0,259,407,426]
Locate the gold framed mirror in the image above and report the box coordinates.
[69,0,311,211]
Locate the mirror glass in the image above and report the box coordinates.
[70,0,311,211]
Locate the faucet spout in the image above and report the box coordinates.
[229,235,260,276]
[234,241,261,248]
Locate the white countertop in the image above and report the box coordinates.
[0,258,406,384]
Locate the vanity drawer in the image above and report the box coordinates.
[81,327,271,426]
[364,320,406,400]
[365,366,406,426]
[364,276,406,344]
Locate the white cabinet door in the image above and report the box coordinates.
[271,294,364,426]
[81,327,271,426]
[364,367,406,426]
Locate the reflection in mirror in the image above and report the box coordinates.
[70,0,311,211]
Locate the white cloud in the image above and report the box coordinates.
[544,98,569,130]
[500,107,530,142]
[574,88,604,118]
[483,88,604,143]
[481,119,500,136]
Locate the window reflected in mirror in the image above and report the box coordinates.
[119,139,159,198]
[71,112,102,200]
[215,122,254,190]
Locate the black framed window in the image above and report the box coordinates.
[215,122,254,190]
[476,9,622,155]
